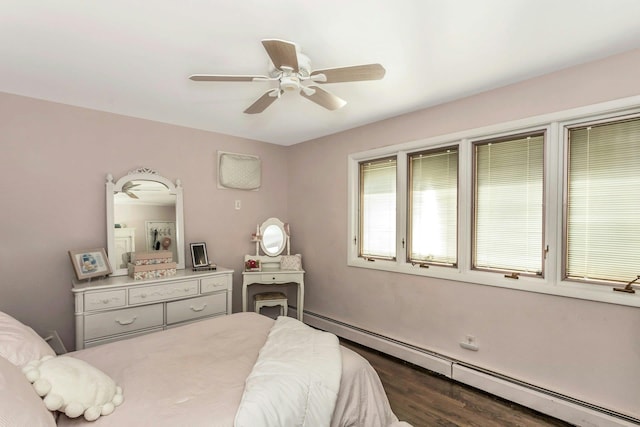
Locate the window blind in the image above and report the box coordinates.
[474,134,544,274]
[567,117,640,283]
[360,157,397,259]
[408,148,458,265]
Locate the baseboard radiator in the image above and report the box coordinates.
[301,310,640,427]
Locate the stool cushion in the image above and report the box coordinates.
[254,292,287,302]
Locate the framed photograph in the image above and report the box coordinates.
[190,242,210,268]
[68,248,112,281]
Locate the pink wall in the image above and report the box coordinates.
[287,49,640,418]
[0,92,289,350]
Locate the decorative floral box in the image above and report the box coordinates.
[244,259,261,272]
[130,251,173,266]
[128,262,177,280]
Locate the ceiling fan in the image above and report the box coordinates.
[189,39,386,114]
[119,180,168,199]
[121,181,140,199]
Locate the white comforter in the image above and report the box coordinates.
[234,316,342,427]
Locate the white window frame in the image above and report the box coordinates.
[470,130,547,277]
[347,95,640,308]
[358,156,398,260]
[407,146,459,268]
[560,111,640,284]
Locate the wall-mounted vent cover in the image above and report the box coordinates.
[218,151,261,190]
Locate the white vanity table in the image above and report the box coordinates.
[242,256,304,321]
[242,218,305,321]
[72,168,233,350]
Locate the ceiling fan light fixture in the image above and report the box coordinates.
[280,75,300,91]
[301,86,316,96]
[310,73,327,83]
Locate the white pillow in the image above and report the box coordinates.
[23,355,124,422]
[280,254,302,271]
[0,355,56,427]
[0,311,55,368]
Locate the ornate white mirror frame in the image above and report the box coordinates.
[106,167,185,276]
[254,217,289,257]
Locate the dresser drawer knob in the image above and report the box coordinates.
[115,316,137,326]
[190,304,207,312]
[140,293,147,299]
[101,299,110,304]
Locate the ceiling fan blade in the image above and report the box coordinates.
[261,39,299,73]
[311,63,386,83]
[189,74,268,82]
[300,86,347,111]
[244,89,282,114]
[122,182,140,192]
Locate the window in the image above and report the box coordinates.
[359,157,397,259]
[566,116,640,284]
[408,147,458,266]
[347,95,640,307]
[473,133,545,276]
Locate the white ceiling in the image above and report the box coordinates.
[2,1,640,146]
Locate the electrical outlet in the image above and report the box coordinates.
[460,334,479,351]
[234,200,241,210]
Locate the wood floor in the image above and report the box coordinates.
[341,340,574,427]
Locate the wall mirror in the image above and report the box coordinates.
[256,217,289,257]
[106,167,185,276]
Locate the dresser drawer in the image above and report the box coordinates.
[84,327,163,348]
[201,275,229,293]
[84,290,126,311]
[260,273,292,283]
[128,280,198,305]
[84,304,163,340]
[166,293,227,325]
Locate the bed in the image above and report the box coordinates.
[0,311,409,427]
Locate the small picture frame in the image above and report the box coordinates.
[190,242,210,268]
[68,248,112,281]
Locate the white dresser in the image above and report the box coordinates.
[72,268,233,349]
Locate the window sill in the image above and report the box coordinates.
[347,258,640,308]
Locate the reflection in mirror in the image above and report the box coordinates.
[258,217,289,257]
[114,180,177,267]
[262,225,285,256]
[106,168,185,276]
[114,180,171,204]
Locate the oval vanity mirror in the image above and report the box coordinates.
[106,168,185,276]
[259,218,287,256]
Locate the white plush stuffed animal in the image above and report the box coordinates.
[23,355,124,421]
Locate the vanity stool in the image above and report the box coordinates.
[254,292,288,317]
